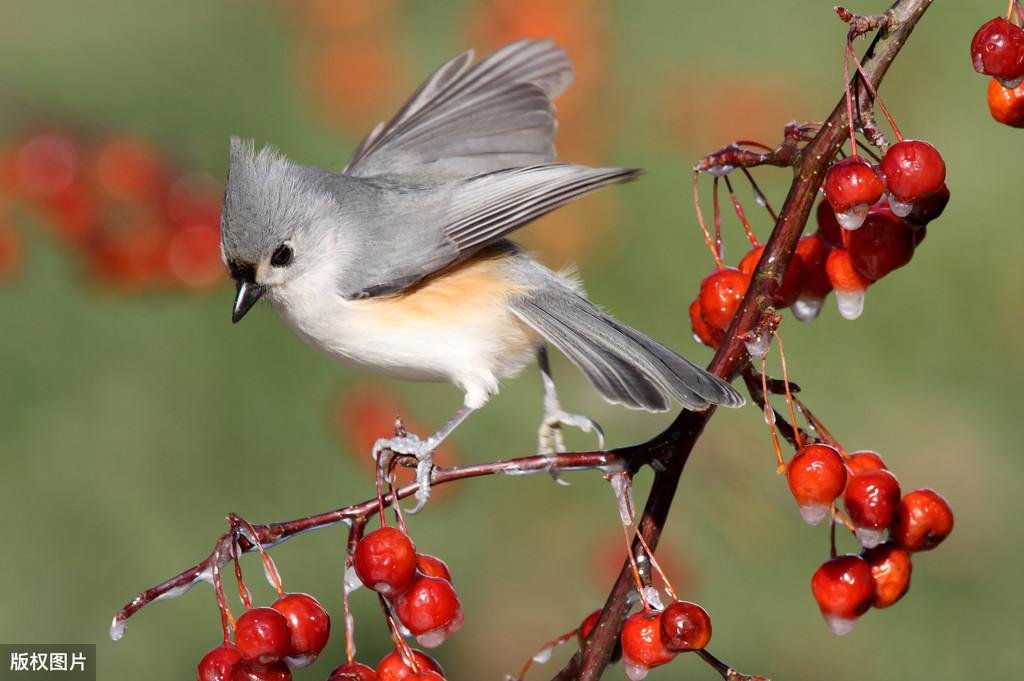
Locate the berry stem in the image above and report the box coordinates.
[379,594,421,672]
[713,176,724,259]
[792,397,849,459]
[847,40,904,142]
[761,355,787,473]
[694,173,725,269]
[843,41,860,157]
[211,538,236,645]
[516,628,578,681]
[1007,0,1015,22]
[621,523,652,611]
[724,175,760,247]
[696,649,769,681]
[741,167,778,222]
[633,530,678,602]
[343,517,366,666]
[230,514,286,599]
[774,332,802,449]
[232,552,253,610]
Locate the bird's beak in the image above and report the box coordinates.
[232,280,266,323]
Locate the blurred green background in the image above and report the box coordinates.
[1,1,1020,679]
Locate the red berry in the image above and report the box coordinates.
[825,248,872,320]
[169,224,223,288]
[270,593,330,666]
[234,607,292,666]
[620,611,676,678]
[578,609,603,641]
[846,450,887,476]
[231,661,292,681]
[823,158,885,229]
[93,136,168,201]
[354,527,417,595]
[197,644,242,681]
[659,601,712,651]
[391,575,464,648]
[328,662,379,681]
[846,207,916,281]
[738,245,806,308]
[843,469,902,548]
[811,554,875,635]
[906,183,950,226]
[698,267,749,331]
[12,131,80,199]
[689,298,722,348]
[791,234,833,322]
[786,443,848,525]
[815,199,844,247]
[376,650,443,681]
[863,542,913,608]
[409,673,445,681]
[415,554,452,582]
[881,141,946,204]
[971,17,1024,86]
[891,489,954,551]
[988,77,1024,126]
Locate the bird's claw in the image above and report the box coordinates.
[538,409,605,486]
[372,433,438,514]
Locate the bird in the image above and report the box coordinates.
[220,39,744,509]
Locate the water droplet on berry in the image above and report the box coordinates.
[835,204,869,230]
[855,526,887,549]
[797,502,830,526]
[416,629,449,649]
[109,616,127,641]
[999,75,1024,89]
[792,294,824,322]
[823,614,858,637]
[835,290,865,320]
[624,660,650,681]
[284,653,316,669]
[887,195,913,218]
[643,586,665,612]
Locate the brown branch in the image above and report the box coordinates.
[110,450,626,638]
[560,1,934,679]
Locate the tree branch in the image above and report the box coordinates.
[562,2,933,679]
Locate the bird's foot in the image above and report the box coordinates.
[372,433,438,514]
[538,409,605,485]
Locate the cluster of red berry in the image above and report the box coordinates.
[784,443,953,636]
[972,8,1024,127]
[328,525,462,681]
[0,130,223,291]
[616,600,711,680]
[197,592,331,681]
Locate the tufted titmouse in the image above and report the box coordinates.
[220,39,743,507]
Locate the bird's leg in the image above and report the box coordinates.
[373,404,474,514]
[537,346,605,459]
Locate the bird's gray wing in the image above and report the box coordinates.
[337,163,638,299]
[507,276,745,412]
[343,39,572,181]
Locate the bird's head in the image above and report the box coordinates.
[220,137,340,323]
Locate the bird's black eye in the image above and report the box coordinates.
[270,244,293,267]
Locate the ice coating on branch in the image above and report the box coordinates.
[345,565,363,595]
[823,614,858,636]
[887,194,913,217]
[835,290,865,320]
[154,583,191,602]
[763,406,776,426]
[835,204,869,230]
[855,526,887,549]
[643,586,665,612]
[261,555,283,590]
[744,330,771,358]
[624,659,650,681]
[610,473,635,526]
[792,294,825,322]
[708,165,734,177]
[346,611,356,658]
[109,616,127,641]
[532,644,555,664]
[797,502,830,526]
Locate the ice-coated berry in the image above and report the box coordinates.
[328,662,379,681]
[270,593,330,666]
[620,611,676,681]
[811,555,875,635]
[863,542,913,608]
[881,141,946,204]
[234,607,292,667]
[391,575,464,648]
[415,554,452,582]
[825,248,872,320]
[823,158,886,230]
[891,489,954,551]
[846,207,916,281]
[971,17,1024,86]
[786,443,848,525]
[689,298,722,348]
[987,78,1024,127]
[376,649,443,681]
[197,644,242,681]
[231,661,292,681]
[354,527,417,596]
[846,450,887,475]
[659,601,712,652]
[698,267,749,331]
[843,469,902,548]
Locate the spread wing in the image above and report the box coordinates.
[343,39,573,181]
[336,164,640,299]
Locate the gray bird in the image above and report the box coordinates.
[220,39,743,508]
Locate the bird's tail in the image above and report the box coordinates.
[509,282,744,412]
